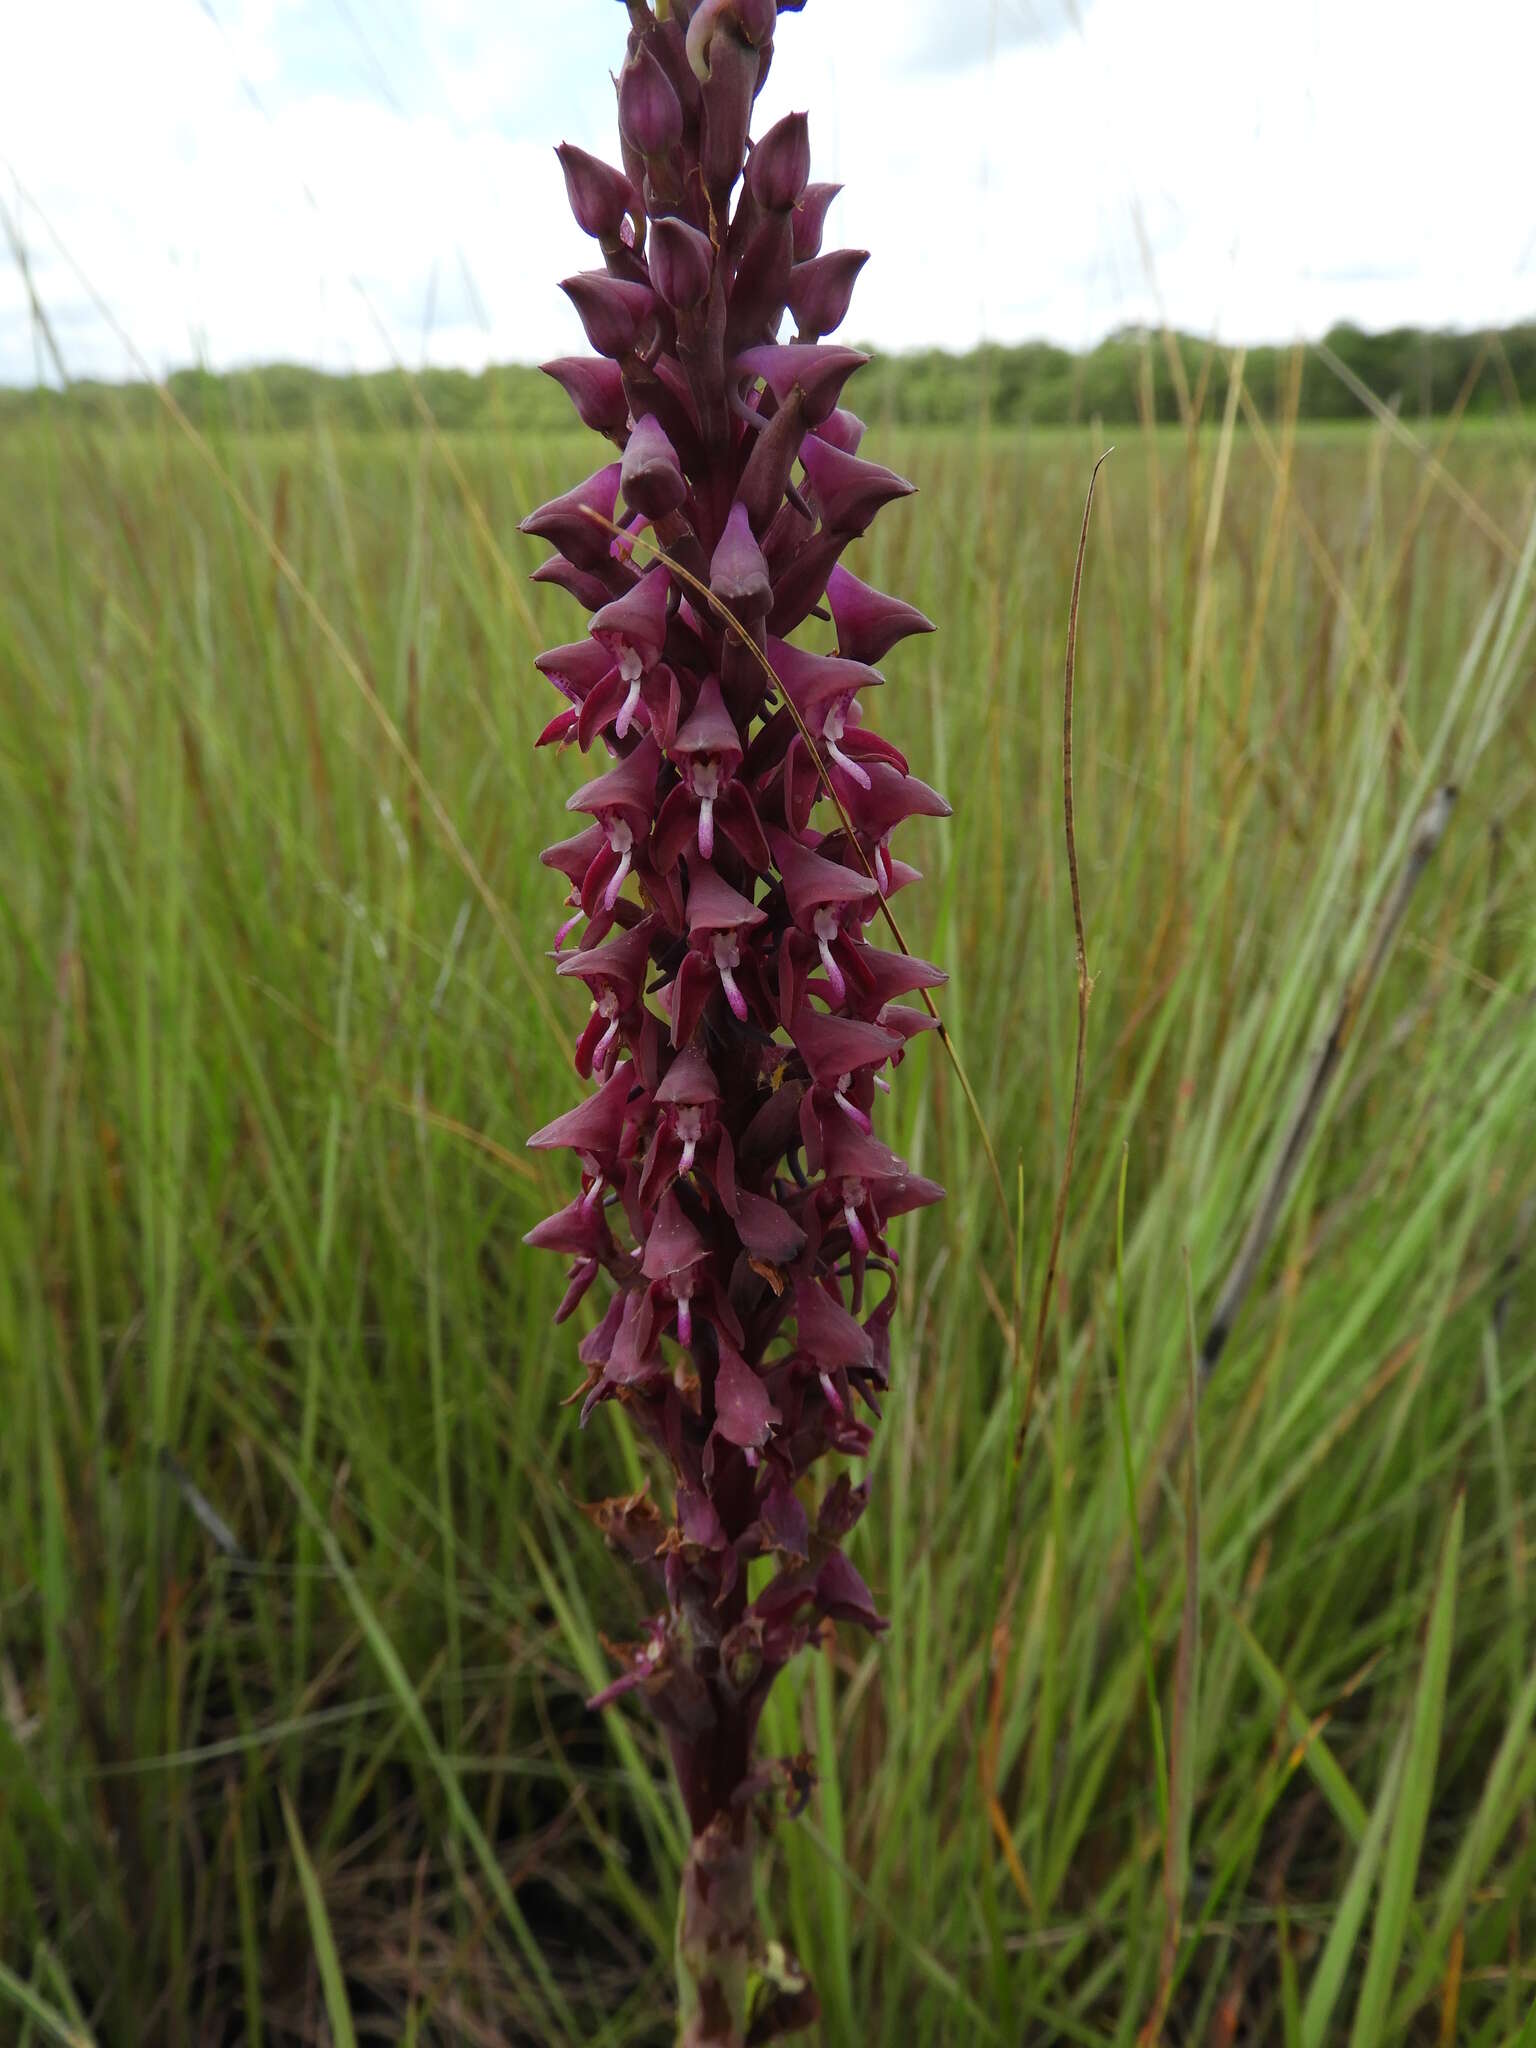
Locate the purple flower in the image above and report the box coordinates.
[527,8,945,2038]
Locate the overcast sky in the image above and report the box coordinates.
[2,0,1533,386]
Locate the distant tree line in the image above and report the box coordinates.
[3,323,1533,436]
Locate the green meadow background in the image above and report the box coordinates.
[2,354,1535,2044]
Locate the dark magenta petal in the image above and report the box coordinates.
[815,407,866,455]
[687,0,776,73]
[531,554,625,611]
[734,1188,807,1265]
[554,1258,602,1325]
[648,213,715,310]
[607,1288,661,1384]
[814,1552,886,1632]
[713,1343,780,1449]
[789,1007,900,1085]
[519,463,623,571]
[735,390,810,537]
[817,1474,870,1541]
[788,249,869,340]
[540,356,631,437]
[556,142,640,242]
[799,436,916,534]
[655,1044,723,1107]
[575,669,628,752]
[748,109,811,211]
[619,39,684,158]
[768,829,878,925]
[716,783,773,871]
[540,821,608,883]
[555,918,654,998]
[820,1118,907,1186]
[879,1172,946,1220]
[756,1475,809,1561]
[826,562,935,663]
[677,1486,728,1551]
[590,566,671,670]
[768,637,882,715]
[691,11,759,205]
[523,1195,614,1256]
[735,342,868,427]
[621,413,687,520]
[685,864,766,936]
[671,674,742,764]
[794,1276,872,1371]
[641,1189,709,1279]
[560,271,657,359]
[526,1062,638,1156]
[843,762,952,836]
[790,180,841,261]
[537,708,578,749]
[879,1006,940,1046]
[535,637,617,698]
[565,734,663,828]
[881,855,922,897]
[709,500,773,618]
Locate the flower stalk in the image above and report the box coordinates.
[524,5,946,2038]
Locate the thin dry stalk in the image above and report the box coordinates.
[1201,783,1458,1375]
[1015,449,1112,1459]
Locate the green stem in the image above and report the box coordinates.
[675,1811,756,2048]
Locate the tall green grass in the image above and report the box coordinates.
[2,376,1534,2044]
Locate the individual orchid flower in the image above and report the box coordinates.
[556,916,657,1078]
[768,825,878,1011]
[655,673,770,870]
[565,737,662,913]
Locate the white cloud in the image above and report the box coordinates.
[902,0,1094,72]
[1,0,1532,387]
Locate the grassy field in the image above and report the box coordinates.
[2,384,1535,2046]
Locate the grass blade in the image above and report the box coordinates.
[1300,1729,1408,2048]
[1138,1256,1202,2044]
[1348,1493,1465,2047]
[0,1962,96,2048]
[279,1788,357,2048]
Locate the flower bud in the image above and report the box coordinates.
[591,564,672,676]
[799,435,915,534]
[709,500,773,618]
[826,563,935,664]
[618,39,683,159]
[560,271,657,359]
[541,357,631,438]
[519,463,623,571]
[788,249,868,341]
[531,554,621,612]
[747,110,810,212]
[688,5,761,207]
[621,413,687,519]
[555,142,639,243]
[815,407,865,454]
[647,214,715,311]
[686,0,777,79]
[790,180,840,262]
[735,342,867,428]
